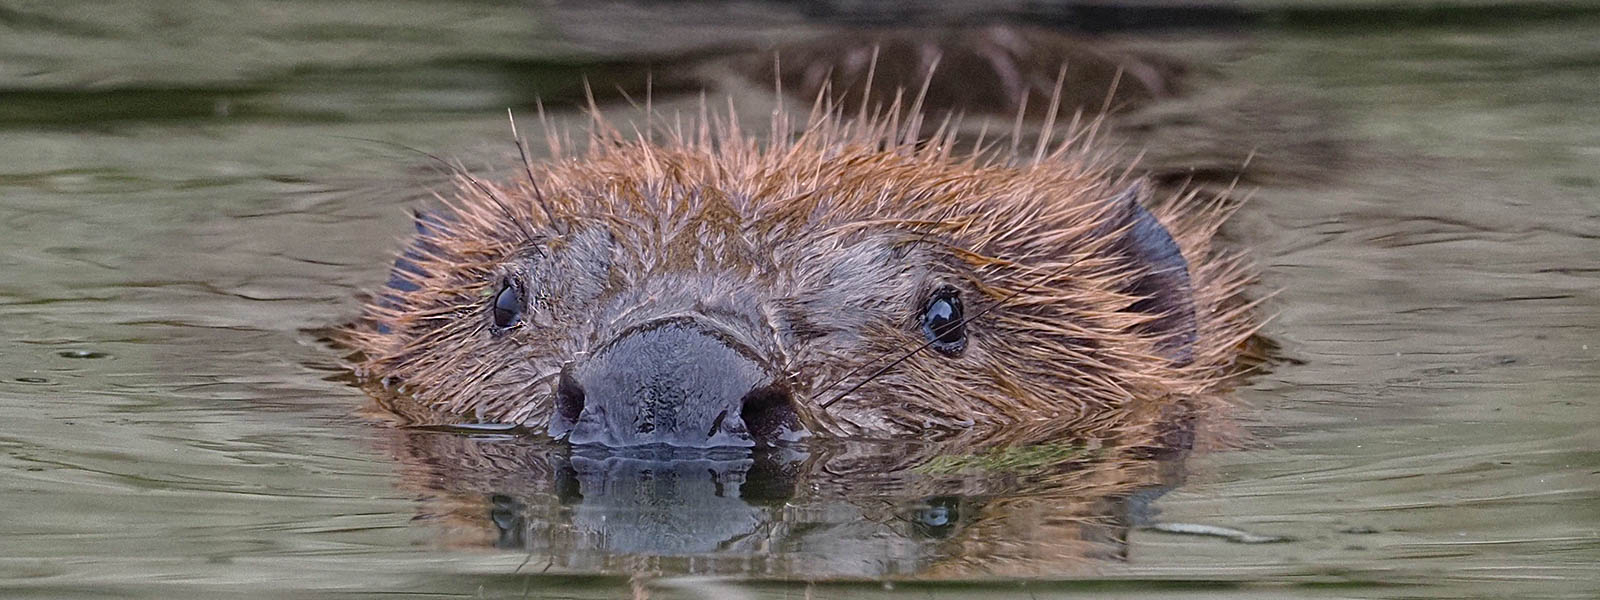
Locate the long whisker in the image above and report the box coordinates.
[458,164,540,249]
[333,134,542,254]
[802,227,945,403]
[507,108,554,224]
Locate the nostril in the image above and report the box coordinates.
[739,385,796,445]
[555,372,585,423]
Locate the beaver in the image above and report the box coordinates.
[340,105,1258,450]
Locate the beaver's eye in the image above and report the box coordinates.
[490,281,523,330]
[922,287,966,356]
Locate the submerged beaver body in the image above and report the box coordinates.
[345,111,1256,449]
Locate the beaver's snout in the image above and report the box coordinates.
[549,317,798,449]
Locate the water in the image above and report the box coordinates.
[2,2,1597,598]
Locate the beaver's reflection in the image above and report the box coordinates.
[557,451,778,554]
[377,426,1186,577]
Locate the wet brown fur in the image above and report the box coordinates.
[341,100,1259,446]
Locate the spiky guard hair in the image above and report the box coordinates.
[342,102,1260,448]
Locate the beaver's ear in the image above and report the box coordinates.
[374,210,453,334]
[1107,181,1197,364]
[383,209,448,297]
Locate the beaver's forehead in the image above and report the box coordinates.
[517,144,1118,301]
[541,145,1079,232]
[588,224,914,296]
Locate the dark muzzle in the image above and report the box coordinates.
[548,318,796,449]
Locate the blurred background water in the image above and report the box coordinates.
[0,1,1596,598]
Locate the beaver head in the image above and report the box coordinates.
[345,115,1253,449]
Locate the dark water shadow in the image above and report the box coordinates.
[374,424,1192,579]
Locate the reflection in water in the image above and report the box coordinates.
[376,424,1188,578]
[559,452,772,555]
[736,26,1184,120]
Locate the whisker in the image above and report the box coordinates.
[507,108,554,224]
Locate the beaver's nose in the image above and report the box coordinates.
[549,318,796,449]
